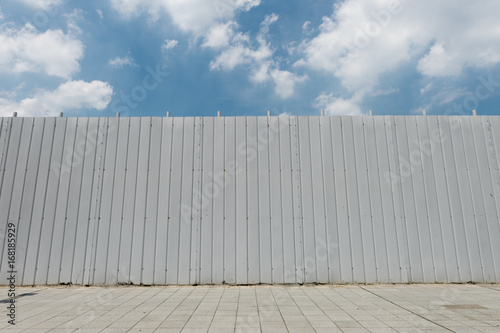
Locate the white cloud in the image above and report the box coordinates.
[64,9,85,35]
[109,53,137,68]
[110,0,260,35]
[202,21,237,49]
[259,12,278,35]
[18,0,61,9]
[162,39,178,52]
[0,6,4,21]
[0,83,26,99]
[210,14,306,98]
[0,80,113,117]
[0,24,84,79]
[270,69,307,99]
[298,0,500,109]
[417,43,464,77]
[302,21,311,31]
[210,38,272,71]
[97,9,104,19]
[314,93,363,116]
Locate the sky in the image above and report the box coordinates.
[1,0,500,117]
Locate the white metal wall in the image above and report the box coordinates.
[0,115,499,286]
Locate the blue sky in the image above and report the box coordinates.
[1,0,500,117]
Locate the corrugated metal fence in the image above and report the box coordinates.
[0,115,499,286]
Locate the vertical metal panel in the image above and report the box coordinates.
[427,117,460,282]
[449,117,485,282]
[257,117,272,283]
[75,118,100,285]
[374,117,400,283]
[461,117,496,282]
[155,117,174,284]
[406,116,435,283]
[470,117,500,281]
[0,118,33,285]
[343,116,365,283]
[246,117,260,284]
[143,117,163,285]
[298,117,318,283]
[364,116,390,283]
[212,117,225,284]
[16,118,44,285]
[438,116,473,282]
[309,117,329,283]
[235,117,248,284]
[290,116,304,283]
[2,115,500,286]
[223,117,236,284]
[119,117,140,284]
[394,116,423,283]
[268,116,283,283]
[353,117,376,283]
[278,116,296,284]
[320,116,340,283]
[93,117,119,285]
[129,117,152,284]
[387,116,409,283]
[200,117,214,284]
[48,117,78,285]
[84,117,107,285]
[178,117,195,284]
[35,118,67,285]
[190,117,203,284]
[106,117,129,285]
[331,116,352,283]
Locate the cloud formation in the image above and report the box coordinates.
[18,0,62,10]
[298,0,500,114]
[109,53,138,68]
[110,0,260,35]
[162,39,178,52]
[0,80,113,117]
[0,24,84,79]
[210,14,307,98]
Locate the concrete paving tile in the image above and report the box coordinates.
[158,321,187,328]
[286,328,316,333]
[314,329,343,333]
[340,328,370,333]
[209,321,235,328]
[310,320,337,328]
[0,284,498,333]
[234,328,261,333]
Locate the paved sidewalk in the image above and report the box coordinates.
[0,285,499,332]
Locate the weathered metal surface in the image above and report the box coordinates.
[0,115,499,285]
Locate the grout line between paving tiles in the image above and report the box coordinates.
[477,285,500,293]
[358,286,456,333]
[207,286,227,331]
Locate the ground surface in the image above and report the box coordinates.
[0,285,499,332]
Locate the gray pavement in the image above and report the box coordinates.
[0,285,499,333]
